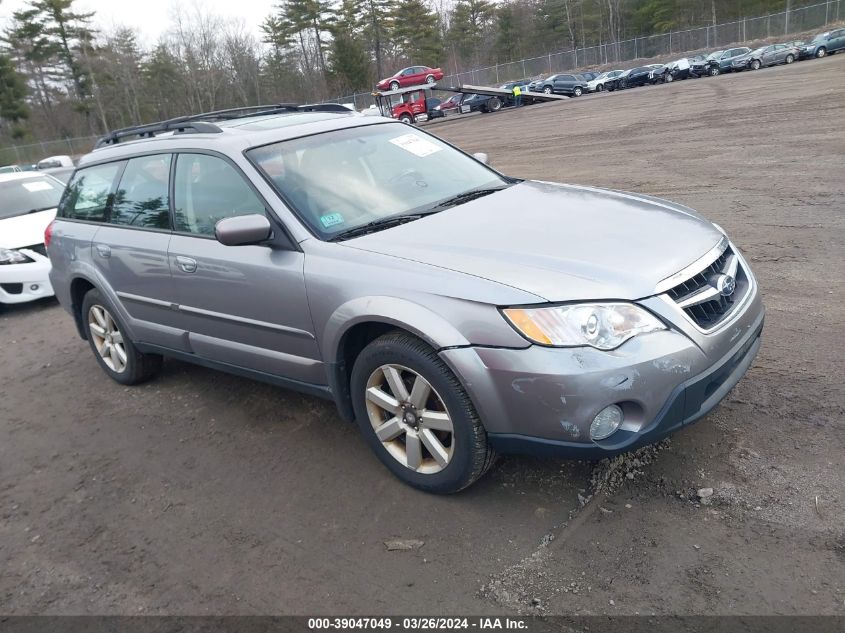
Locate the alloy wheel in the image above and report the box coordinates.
[88,304,127,373]
[365,364,455,474]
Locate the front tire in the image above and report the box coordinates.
[81,288,161,385]
[542,86,552,94]
[389,80,400,91]
[664,72,674,83]
[596,83,604,92]
[816,47,826,58]
[350,331,496,493]
[488,97,502,111]
[572,87,583,97]
[425,75,435,84]
[708,66,720,76]
[785,54,794,64]
[399,114,414,124]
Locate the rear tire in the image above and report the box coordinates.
[488,97,502,112]
[350,331,496,494]
[81,288,161,386]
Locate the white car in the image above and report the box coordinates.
[587,70,624,92]
[0,172,64,306]
[37,154,74,169]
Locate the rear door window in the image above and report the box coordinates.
[60,162,123,222]
[111,154,172,229]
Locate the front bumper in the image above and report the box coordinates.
[440,289,764,459]
[0,255,54,305]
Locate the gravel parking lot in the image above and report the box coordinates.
[1,55,843,617]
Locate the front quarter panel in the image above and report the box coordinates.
[303,239,538,363]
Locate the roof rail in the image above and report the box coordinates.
[94,103,352,148]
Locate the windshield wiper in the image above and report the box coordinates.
[429,186,509,211]
[328,214,424,241]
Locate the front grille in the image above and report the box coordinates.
[666,244,749,330]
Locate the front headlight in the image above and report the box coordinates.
[502,303,666,350]
[0,248,31,265]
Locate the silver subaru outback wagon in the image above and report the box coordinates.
[46,104,764,493]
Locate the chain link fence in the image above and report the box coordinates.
[333,0,843,111]
[0,135,100,167]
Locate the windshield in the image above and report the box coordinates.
[248,123,507,239]
[812,33,828,43]
[706,51,725,60]
[0,175,64,219]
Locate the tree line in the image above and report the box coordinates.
[0,0,818,146]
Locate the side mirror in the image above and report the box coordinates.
[473,152,489,165]
[215,214,272,246]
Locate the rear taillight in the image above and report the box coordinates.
[44,220,55,249]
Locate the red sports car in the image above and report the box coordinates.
[376,66,444,91]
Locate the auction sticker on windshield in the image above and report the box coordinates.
[389,133,442,157]
[23,181,56,192]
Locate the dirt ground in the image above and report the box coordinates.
[1,55,844,617]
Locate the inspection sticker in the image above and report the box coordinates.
[389,133,442,157]
[320,212,345,228]
[23,181,55,192]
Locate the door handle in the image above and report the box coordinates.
[95,244,111,258]
[175,255,197,273]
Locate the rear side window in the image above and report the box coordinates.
[111,154,172,229]
[173,153,265,236]
[60,162,123,222]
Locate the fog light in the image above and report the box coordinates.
[590,405,623,440]
[30,284,39,291]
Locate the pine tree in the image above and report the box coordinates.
[391,0,443,66]
[448,0,495,64]
[0,53,29,138]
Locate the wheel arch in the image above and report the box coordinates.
[69,275,98,340]
[322,297,473,423]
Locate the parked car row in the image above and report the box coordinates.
[0,155,77,184]
[368,28,842,125]
[492,28,845,98]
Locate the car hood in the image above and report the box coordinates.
[0,208,56,249]
[345,182,723,302]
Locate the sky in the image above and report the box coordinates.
[0,0,274,47]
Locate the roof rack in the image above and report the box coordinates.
[94,103,352,148]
